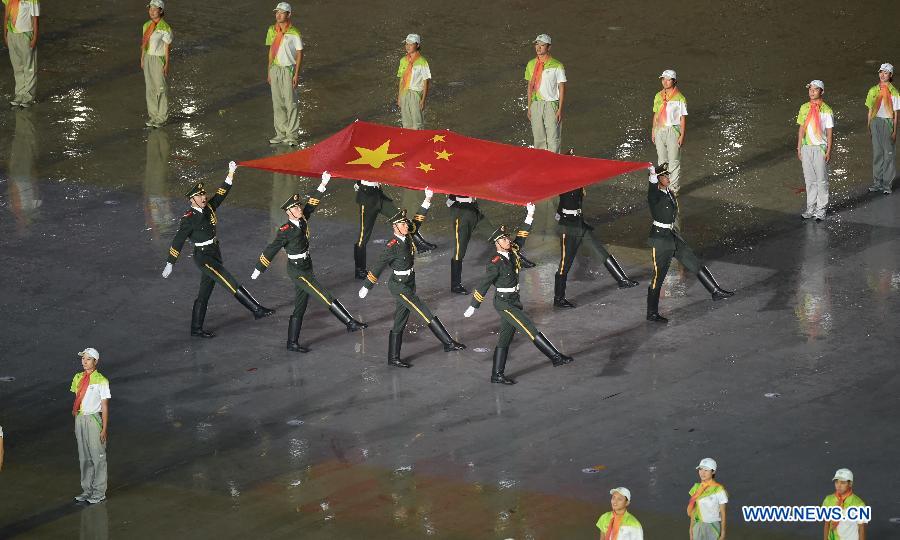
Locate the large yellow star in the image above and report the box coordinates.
[435,149,453,161]
[431,135,446,143]
[417,162,434,173]
[346,140,403,169]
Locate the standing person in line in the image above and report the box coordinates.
[71,348,110,505]
[141,0,172,128]
[822,468,867,540]
[525,34,566,153]
[397,33,430,130]
[596,487,643,540]
[652,69,688,193]
[687,458,728,540]
[797,80,834,221]
[2,0,39,107]
[447,193,483,294]
[866,63,898,194]
[0,424,4,472]
[265,2,303,146]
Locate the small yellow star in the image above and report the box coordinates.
[346,140,403,169]
[417,162,434,173]
[435,149,453,161]
[431,135,446,143]
[392,161,406,168]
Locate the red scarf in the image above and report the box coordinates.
[687,480,721,520]
[870,83,893,120]
[6,0,20,29]
[528,55,549,99]
[269,22,292,66]
[400,52,421,93]
[604,512,623,540]
[142,19,160,51]
[657,88,681,125]
[72,371,92,415]
[828,490,853,532]
[802,100,824,143]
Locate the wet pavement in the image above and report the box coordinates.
[2,1,900,538]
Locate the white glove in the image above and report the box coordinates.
[446,197,454,208]
[228,161,238,174]
[353,183,359,192]
[524,202,536,224]
[554,212,561,222]
[162,262,173,278]
[424,187,434,200]
[648,165,656,175]
[649,171,659,184]
[318,171,331,192]
[463,306,475,318]
[358,287,368,299]
[251,269,261,280]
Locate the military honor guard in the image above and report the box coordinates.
[447,193,484,294]
[358,188,465,368]
[162,162,275,337]
[645,164,733,323]
[251,172,367,352]
[464,203,574,385]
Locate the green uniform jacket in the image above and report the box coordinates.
[255,187,325,274]
[470,221,532,309]
[167,181,232,264]
[646,178,680,248]
[363,205,429,289]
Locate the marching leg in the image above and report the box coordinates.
[388,330,410,368]
[491,347,515,385]
[329,299,368,332]
[286,315,310,353]
[554,273,576,308]
[428,316,466,352]
[234,286,276,319]
[450,260,468,295]
[533,332,574,366]
[604,255,640,288]
[697,266,735,301]
[191,299,215,338]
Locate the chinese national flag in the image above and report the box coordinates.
[239,121,649,205]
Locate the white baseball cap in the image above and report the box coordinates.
[78,348,100,361]
[832,468,854,482]
[806,80,825,91]
[878,63,894,74]
[659,69,677,80]
[609,487,632,502]
[534,34,552,45]
[273,2,292,12]
[403,33,421,45]
[147,0,164,8]
[696,458,718,471]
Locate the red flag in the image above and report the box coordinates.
[239,121,650,205]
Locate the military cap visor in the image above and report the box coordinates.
[489,225,511,243]
[388,209,410,224]
[185,182,206,198]
[281,193,303,211]
[655,162,671,177]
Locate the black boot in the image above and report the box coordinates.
[533,332,573,366]
[428,317,466,351]
[517,251,537,268]
[287,315,310,352]
[646,286,668,323]
[412,231,435,253]
[553,274,576,308]
[388,331,411,368]
[450,260,468,294]
[234,286,276,319]
[329,300,368,332]
[190,299,215,338]
[604,256,639,288]
[490,347,516,385]
[697,266,734,301]
[354,245,367,279]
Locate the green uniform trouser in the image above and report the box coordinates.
[648,233,701,296]
[193,244,242,303]
[143,55,168,125]
[287,261,335,319]
[452,207,482,261]
[7,32,37,104]
[356,198,400,249]
[388,273,434,333]
[529,100,561,153]
[75,413,107,500]
[494,292,539,348]
[691,521,721,540]
[269,64,299,141]
[655,125,682,192]
[557,222,611,277]
[400,89,424,129]
[871,117,896,190]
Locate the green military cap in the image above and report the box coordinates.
[185,182,206,198]
[489,224,511,243]
[388,209,410,224]
[281,193,303,211]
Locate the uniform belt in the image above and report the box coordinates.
[561,209,582,215]
[195,238,217,247]
[455,197,474,203]
[496,286,519,293]
[393,268,413,276]
[652,221,674,229]
[360,180,380,188]
[287,251,309,259]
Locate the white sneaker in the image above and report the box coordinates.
[801,212,813,219]
[268,136,284,144]
[9,100,21,107]
[87,496,106,504]
[74,493,89,502]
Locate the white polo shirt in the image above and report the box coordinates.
[524,57,567,102]
[143,19,173,57]
[70,371,111,415]
[265,25,303,67]
[653,90,688,127]
[396,55,432,93]
[3,0,39,33]
[689,484,728,523]
[796,102,835,146]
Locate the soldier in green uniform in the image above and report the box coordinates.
[353,180,435,279]
[464,203,574,385]
[162,161,275,337]
[251,172,367,352]
[447,194,484,294]
[646,164,733,323]
[358,188,465,368]
[554,150,638,308]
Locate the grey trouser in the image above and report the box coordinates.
[691,521,721,540]
[269,64,299,141]
[400,90,424,129]
[655,125,682,192]
[871,118,896,190]
[75,413,107,499]
[7,32,37,104]
[143,55,169,125]
[530,100,561,153]
[801,145,829,218]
